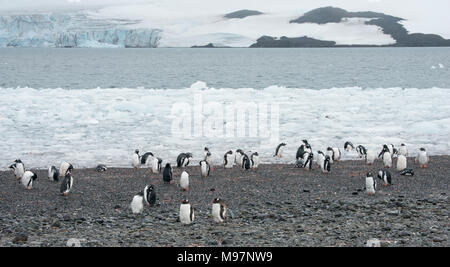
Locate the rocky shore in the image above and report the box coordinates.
[0,156,448,247]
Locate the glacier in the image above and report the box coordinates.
[0,12,161,48]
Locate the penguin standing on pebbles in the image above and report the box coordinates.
[416,148,429,168]
[326,147,335,164]
[316,151,325,168]
[397,155,407,171]
[143,185,156,207]
[180,171,189,191]
[200,160,210,178]
[242,154,251,170]
[163,163,173,184]
[379,146,392,168]
[377,170,392,186]
[60,171,73,196]
[224,150,233,169]
[212,198,227,223]
[273,143,286,158]
[151,157,162,174]
[322,155,331,173]
[235,149,245,167]
[132,149,141,168]
[302,152,313,171]
[131,192,144,214]
[356,145,367,158]
[204,147,214,171]
[296,140,311,160]
[96,164,107,172]
[251,152,259,169]
[366,150,376,165]
[177,153,192,168]
[179,199,194,225]
[344,141,354,152]
[10,159,25,180]
[59,162,73,178]
[365,172,376,196]
[48,166,59,182]
[21,171,37,190]
[140,152,154,167]
[398,144,408,157]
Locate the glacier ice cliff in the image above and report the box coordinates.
[0,12,161,48]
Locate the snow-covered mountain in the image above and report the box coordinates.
[0,5,449,48]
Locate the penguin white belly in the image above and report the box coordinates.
[132,154,140,168]
[180,172,189,190]
[212,203,225,223]
[16,164,25,178]
[332,148,341,161]
[180,205,193,224]
[366,177,376,195]
[225,154,234,168]
[201,163,208,177]
[278,146,284,158]
[396,155,407,171]
[151,158,159,173]
[383,152,392,168]
[206,156,213,167]
[21,172,33,189]
[131,195,144,214]
[236,155,243,167]
[317,154,325,168]
[59,162,71,177]
[252,156,259,169]
[366,150,376,165]
[418,152,428,165]
[326,151,334,163]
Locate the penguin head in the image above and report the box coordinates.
[15,159,22,163]
[165,163,171,168]
[302,140,308,145]
[227,150,233,155]
[9,164,16,170]
[317,151,324,155]
[212,198,222,204]
[401,143,406,147]
[327,147,333,151]
[204,147,209,152]
[420,147,426,151]
[366,172,373,178]
[281,143,287,146]
[253,152,259,156]
[137,191,144,196]
[135,149,140,154]
[186,153,193,158]
[32,173,38,181]
[181,199,190,204]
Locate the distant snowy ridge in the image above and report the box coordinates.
[0,12,161,48]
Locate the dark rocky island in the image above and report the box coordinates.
[251,6,450,48]
[224,9,264,19]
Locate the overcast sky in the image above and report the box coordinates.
[1,0,449,37]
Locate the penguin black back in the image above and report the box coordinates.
[163,163,173,183]
[242,154,251,170]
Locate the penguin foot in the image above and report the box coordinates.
[27,186,32,190]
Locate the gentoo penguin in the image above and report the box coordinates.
[378,145,390,159]
[130,191,144,214]
[150,157,162,174]
[377,169,392,186]
[200,160,210,178]
[322,155,331,173]
[212,198,227,223]
[48,166,59,182]
[332,147,341,162]
[60,172,73,196]
[21,171,37,190]
[400,169,414,176]
[302,152,313,170]
[177,153,192,168]
[143,185,156,207]
[251,152,260,169]
[224,150,233,169]
[356,145,367,158]
[273,143,287,158]
[204,147,214,170]
[296,141,312,160]
[398,144,408,157]
[179,199,194,225]
[326,147,335,164]
[180,171,189,191]
[242,154,251,170]
[396,155,407,171]
[59,162,73,178]
[316,151,325,168]
[132,149,141,168]
[235,149,245,167]
[365,150,376,165]
[344,141,354,152]
[382,150,392,168]
[10,159,25,180]
[96,164,107,172]
[365,172,376,196]
[140,152,154,166]
[415,148,429,168]
[163,163,173,184]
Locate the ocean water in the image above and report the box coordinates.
[0,47,449,169]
